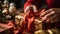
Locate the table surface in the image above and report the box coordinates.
[0,23,13,32]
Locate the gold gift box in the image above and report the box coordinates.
[34,18,42,31]
[15,15,24,27]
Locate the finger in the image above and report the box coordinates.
[46,19,50,23]
[46,15,56,23]
[45,11,55,18]
[42,11,55,21]
[50,18,59,23]
[40,9,46,14]
[47,15,58,23]
[40,9,53,17]
[40,9,46,18]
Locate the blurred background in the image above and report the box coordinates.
[0,0,27,9]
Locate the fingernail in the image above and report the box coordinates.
[40,15,44,17]
[42,17,47,21]
[40,14,43,17]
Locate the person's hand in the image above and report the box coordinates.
[24,5,38,13]
[40,8,60,23]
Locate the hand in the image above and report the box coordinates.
[40,8,60,23]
